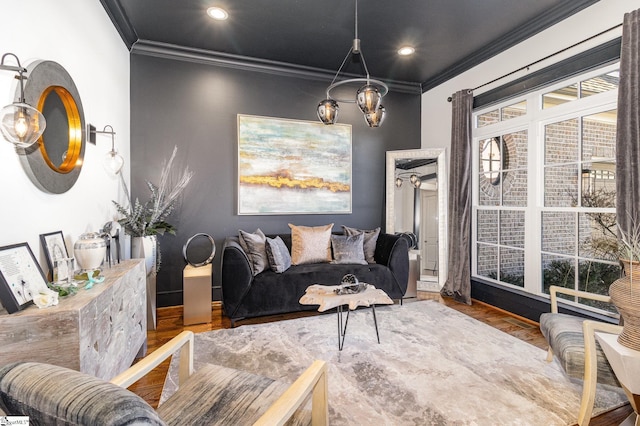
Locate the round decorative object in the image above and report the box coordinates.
[19,60,86,194]
[335,274,367,294]
[182,233,216,267]
[74,232,106,271]
[609,259,640,351]
[341,274,359,285]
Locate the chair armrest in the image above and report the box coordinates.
[548,285,612,314]
[110,330,194,389]
[577,320,623,426]
[253,360,329,426]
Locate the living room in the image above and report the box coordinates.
[0,0,637,424]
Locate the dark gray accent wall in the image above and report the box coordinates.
[130,53,421,307]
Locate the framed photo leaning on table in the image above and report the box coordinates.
[0,243,50,313]
[39,231,69,276]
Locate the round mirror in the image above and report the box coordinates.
[18,60,85,193]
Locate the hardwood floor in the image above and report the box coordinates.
[128,295,631,425]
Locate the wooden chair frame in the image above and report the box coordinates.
[110,331,329,425]
[546,285,623,426]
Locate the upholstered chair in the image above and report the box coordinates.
[539,285,623,426]
[0,331,328,425]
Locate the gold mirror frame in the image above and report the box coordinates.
[18,60,85,193]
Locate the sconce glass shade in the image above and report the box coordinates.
[409,174,419,184]
[0,102,46,147]
[413,179,422,188]
[395,177,402,188]
[364,104,386,128]
[356,84,381,114]
[104,149,124,175]
[317,99,339,125]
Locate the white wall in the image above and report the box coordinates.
[421,0,634,150]
[0,1,130,273]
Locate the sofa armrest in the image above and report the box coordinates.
[221,237,254,319]
[374,233,409,297]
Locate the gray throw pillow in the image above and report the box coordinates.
[265,236,292,273]
[342,225,380,263]
[331,233,367,265]
[238,229,269,275]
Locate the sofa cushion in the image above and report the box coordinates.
[265,236,292,273]
[239,228,269,275]
[0,362,164,425]
[289,223,333,265]
[342,225,380,263]
[331,233,367,265]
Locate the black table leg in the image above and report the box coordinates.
[371,304,380,344]
[337,305,352,351]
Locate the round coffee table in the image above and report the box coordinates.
[299,284,394,350]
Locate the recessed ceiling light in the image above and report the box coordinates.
[207,7,228,21]
[398,46,415,56]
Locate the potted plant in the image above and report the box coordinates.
[113,146,193,273]
[610,217,640,351]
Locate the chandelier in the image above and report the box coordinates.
[395,173,422,189]
[317,0,388,128]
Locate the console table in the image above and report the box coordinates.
[0,259,147,380]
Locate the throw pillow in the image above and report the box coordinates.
[331,233,367,265]
[288,223,333,265]
[265,236,292,273]
[238,229,269,275]
[342,225,380,263]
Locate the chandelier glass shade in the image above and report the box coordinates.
[317,99,339,125]
[395,173,422,189]
[365,104,386,127]
[0,53,46,148]
[316,0,388,128]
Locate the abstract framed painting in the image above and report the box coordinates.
[237,115,352,215]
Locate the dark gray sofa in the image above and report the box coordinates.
[221,232,409,325]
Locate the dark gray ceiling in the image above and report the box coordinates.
[100,0,599,92]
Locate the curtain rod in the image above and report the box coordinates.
[447,22,623,102]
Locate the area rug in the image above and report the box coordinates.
[162,300,626,425]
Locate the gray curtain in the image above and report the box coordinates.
[616,8,640,237]
[441,89,473,305]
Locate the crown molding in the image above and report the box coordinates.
[99,0,137,49]
[131,40,422,95]
[421,0,600,92]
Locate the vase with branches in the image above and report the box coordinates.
[113,146,193,272]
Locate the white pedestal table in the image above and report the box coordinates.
[595,332,640,426]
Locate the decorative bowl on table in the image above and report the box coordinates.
[334,274,368,294]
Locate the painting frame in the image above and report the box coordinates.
[0,242,49,314]
[39,230,69,276]
[237,114,352,215]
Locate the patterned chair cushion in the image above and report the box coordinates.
[0,362,165,425]
[157,363,309,425]
[539,313,619,387]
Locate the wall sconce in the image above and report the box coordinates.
[0,53,46,147]
[88,124,124,174]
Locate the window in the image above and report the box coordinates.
[472,63,620,314]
